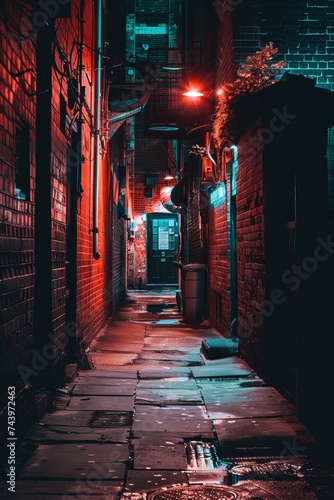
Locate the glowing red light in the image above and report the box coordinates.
[183,90,204,97]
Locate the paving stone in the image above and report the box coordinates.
[214,417,300,456]
[201,386,287,405]
[135,388,203,405]
[71,384,136,396]
[133,443,187,470]
[137,352,203,363]
[143,338,204,347]
[2,480,121,499]
[133,430,216,441]
[191,365,253,378]
[67,395,134,411]
[125,470,188,493]
[90,352,138,365]
[39,410,94,427]
[138,368,192,379]
[132,405,213,435]
[18,443,128,480]
[24,423,130,443]
[38,409,133,429]
[74,377,138,387]
[196,376,265,390]
[206,401,297,419]
[137,378,198,390]
[90,342,144,352]
[92,364,140,371]
[131,433,184,445]
[77,370,138,379]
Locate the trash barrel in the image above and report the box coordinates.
[182,263,207,324]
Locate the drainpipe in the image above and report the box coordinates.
[92,0,102,259]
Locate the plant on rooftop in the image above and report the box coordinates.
[213,42,286,150]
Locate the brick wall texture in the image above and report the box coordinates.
[210,0,334,378]
[0,0,126,438]
[215,0,334,219]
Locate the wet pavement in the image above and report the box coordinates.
[1,291,333,499]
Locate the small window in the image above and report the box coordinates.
[15,124,30,201]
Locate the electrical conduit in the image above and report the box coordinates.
[92,0,102,259]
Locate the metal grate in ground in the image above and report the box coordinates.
[88,410,132,427]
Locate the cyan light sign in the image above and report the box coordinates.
[210,184,226,207]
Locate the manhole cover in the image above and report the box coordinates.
[148,485,238,499]
[88,410,132,427]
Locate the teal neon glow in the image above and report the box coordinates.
[210,183,226,207]
[230,145,238,196]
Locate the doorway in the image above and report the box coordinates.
[146,213,179,286]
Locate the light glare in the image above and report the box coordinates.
[183,90,204,97]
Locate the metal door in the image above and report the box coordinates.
[146,213,179,286]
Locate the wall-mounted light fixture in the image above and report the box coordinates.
[164,168,174,180]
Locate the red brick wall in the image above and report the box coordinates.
[0,3,37,423]
[207,118,266,370]
[212,0,334,371]
[207,190,229,332]
[0,1,127,436]
[235,121,266,373]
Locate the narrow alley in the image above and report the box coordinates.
[1,1,334,498]
[2,291,332,500]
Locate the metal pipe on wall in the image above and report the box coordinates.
[92,0,102,259]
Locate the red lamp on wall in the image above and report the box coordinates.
[164,168,174,180]
[182,89,204,97]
